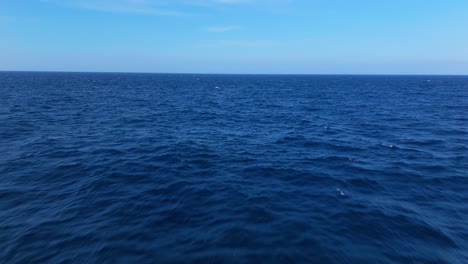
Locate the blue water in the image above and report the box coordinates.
[1,72,467,263]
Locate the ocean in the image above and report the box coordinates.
[0,72,467,263]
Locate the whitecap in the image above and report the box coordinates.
[336,188,347,197]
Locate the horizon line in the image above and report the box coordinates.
[0,70,467,77]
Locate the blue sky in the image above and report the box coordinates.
[1,0,468,74]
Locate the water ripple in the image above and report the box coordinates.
[1,73,467,263]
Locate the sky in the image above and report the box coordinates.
[1,0,468,74]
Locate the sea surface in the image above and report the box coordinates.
[0,72,467,263]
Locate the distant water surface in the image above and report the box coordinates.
[0,72,467,263]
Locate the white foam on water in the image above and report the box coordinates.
[336,188,347,197]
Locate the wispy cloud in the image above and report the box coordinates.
[184,0,252,5]
[42,0,183,15]
[42,0,253,15]
[222,40,280,47]
[204,26,240,33]
[213,0,251,3]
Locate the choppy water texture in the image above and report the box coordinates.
[1,72,467,263]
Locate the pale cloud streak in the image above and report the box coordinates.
[42,0,254,15]
[214,0,251,3]
[42,0,182,15]
[204,26,240,32]
[222,40,280,47]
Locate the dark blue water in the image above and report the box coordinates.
[1,72,467,263]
